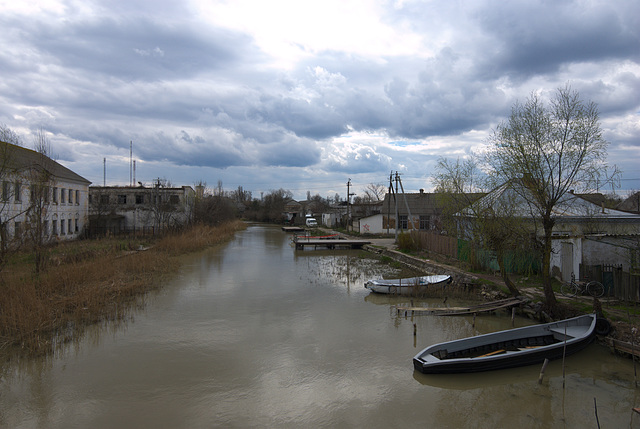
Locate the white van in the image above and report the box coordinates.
[305,217,318,227]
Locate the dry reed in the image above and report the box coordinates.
[0,220,246,356]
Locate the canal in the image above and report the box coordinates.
[1,224,638,428]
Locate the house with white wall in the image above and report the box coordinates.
[458,180,640,282]
[1,141,91,244]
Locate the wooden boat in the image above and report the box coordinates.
[413,314,597,374]
[364,275,451,295]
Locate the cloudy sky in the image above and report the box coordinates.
[1,0,638,200]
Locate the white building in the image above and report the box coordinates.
[1,141,91,244]
[88,184,195,234]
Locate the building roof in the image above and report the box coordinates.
[618,192,640,213]
[381,191,484,216]
[1,141,90,185]
[462,180,640,221]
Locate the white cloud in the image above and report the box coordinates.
[0,0,638,198]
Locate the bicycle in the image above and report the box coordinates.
[560,272,605,298]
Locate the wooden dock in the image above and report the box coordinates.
[395,297,523,316]
[606,337,640,359]
[293,235,371,250]
[282,226,305,232]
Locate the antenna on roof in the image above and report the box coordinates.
[103,157,106,186]
[130,140,133,187]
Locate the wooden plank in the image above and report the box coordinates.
[476,349,505,358]
[395,298,522,316]
[606,337,640,358]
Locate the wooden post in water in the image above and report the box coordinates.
[472,313,476,329]
[538,358,550,384]
[632,328,638,388]
[511,307,515,327]
[562,323,568,389]
[594,397,601,429]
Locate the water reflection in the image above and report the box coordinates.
[0,224,638,428]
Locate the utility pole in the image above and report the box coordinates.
[346,179,355,230]
[394,172,399,241]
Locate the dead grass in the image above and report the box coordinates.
[0,220,246,356]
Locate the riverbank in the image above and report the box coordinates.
[0,220,247,357]
[359,234,640,355]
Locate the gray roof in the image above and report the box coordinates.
[618,192,640,213]
[462,180,640,220]
[1,141,90,185]
[381,191,484,216]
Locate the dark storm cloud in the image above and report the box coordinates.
[474,1,640,79]
[10,16,247,82]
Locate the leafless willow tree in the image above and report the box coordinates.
[483,85,619,310]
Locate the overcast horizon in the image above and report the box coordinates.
[1,0,638,200]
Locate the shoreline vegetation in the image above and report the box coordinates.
[0,220,247,357]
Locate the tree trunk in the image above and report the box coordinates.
[497,253,520,297]
[541,217,558,311]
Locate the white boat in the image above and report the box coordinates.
[364,275,451,295]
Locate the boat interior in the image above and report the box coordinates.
[432,334,563,360]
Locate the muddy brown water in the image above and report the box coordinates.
[1,224,638,428]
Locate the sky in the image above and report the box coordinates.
[0,0,638,201]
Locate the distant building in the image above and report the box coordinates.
[1,141,91,244]
[88,184,195,234]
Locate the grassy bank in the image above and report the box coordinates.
[0,220,246,356]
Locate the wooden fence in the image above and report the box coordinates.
[582,263,640,302]
[409,231,458,259]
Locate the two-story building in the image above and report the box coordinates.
[1,141,91,245]
[88,184,195,234]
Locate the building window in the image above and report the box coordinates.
[136,194,144,204]
[68,189,73,204]
[2,181,9,201]
[75,219,79,233]
[118,195,127,204]
[14,221,21,238]
[398,215,408,230]
[61,219,66,235]
[100,194,109,204]
[53,187,58,203]
[44,186,50,203]
[60,188,66,204]
[170,195,180,205]
[43,220,49,236]
[52,220,58,235]
[419,215,430,230]
[14,182,21,202]
[75,190,79,205]
[68,219,72,235]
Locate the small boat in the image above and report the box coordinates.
[364,275,451,295]
[413,314,597,374]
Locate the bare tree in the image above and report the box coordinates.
[25,128,55,274]
[433,157,524,297]
[363,182,386,203]
[484,85,618,310]
[0,125,25,276]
